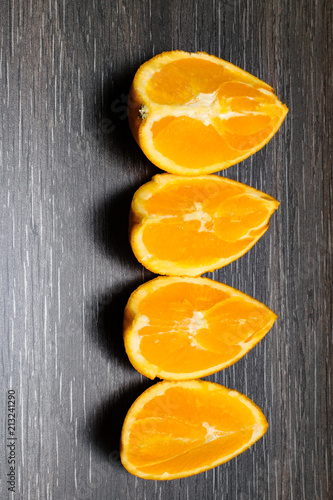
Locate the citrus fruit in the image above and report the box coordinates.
[123,276,277,380]
[128,51,288,175]
[130,174,279,276]
[120,379,268,479]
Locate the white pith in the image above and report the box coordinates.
[182,202,213,232]
[141,89,278,126]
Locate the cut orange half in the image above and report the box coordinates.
[120,380,268,480]
[128,51,288,175]
[130,174,279,276]
[123,276,277,380]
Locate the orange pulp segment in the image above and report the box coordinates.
[128,51,288,175]
[130,174,279,276]
[123,276,277,380]
[120,380,268,479]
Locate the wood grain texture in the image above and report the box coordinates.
[0,0,331,499]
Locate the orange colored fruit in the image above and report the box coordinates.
[120,380,268,479]
[128,51,288,175]
[130,174,279,276]
[123,276,277,380]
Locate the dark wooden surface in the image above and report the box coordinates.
[1,1,332,499]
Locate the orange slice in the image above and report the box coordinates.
[120,380,268,479]
[123,276,277,380]
[130,174,279,276]
[128,51,288,175]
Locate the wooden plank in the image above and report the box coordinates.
[0,0,331,498]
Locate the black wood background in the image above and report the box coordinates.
[1,1,332,499]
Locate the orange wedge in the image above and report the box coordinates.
[128,51,288,175]
[120,380,268,479]
[123,276,277,380]
[130,174,279,276]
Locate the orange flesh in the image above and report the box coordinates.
[139,181,273,266]
[123,382,265,477]
[145,59,230,104]
[145,59,272,105]
[142,58,286,170]
[141,221,254,264]
[151,117,242,168]
[129,280,275,376]
[135,432,254,475]
[143,180,245,215]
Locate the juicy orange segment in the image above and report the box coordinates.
[120,380,268,479]
[128,51,288,175]
[123,276,277,380]
[130,174,279,276]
